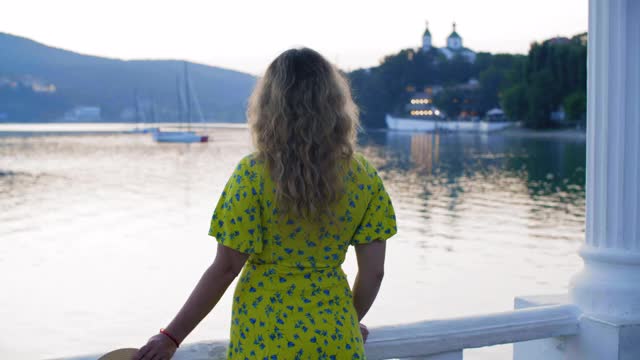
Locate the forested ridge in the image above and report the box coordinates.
[349,33,587,129]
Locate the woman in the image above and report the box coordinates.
[134,48,397,360]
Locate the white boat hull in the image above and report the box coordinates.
[153,131,208,143]
[385,115,513,132]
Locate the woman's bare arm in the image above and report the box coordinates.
[164,243,249,342]
[135,243,248,360]
[352,240,386,321]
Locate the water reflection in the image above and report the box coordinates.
[410,133,441,174]
[359,130,585,251]
[362,130,585,197]
[0,128,585,360]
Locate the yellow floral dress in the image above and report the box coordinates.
[209,153,397,359]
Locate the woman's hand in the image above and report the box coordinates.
[133,334,177,360]
[359,323,369,343]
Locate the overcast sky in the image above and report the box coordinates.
[1,0,588,75]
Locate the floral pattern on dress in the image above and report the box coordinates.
[209,153,397,359]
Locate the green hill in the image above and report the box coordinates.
[0,32,256,122]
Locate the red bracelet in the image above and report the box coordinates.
[160,328,180,348]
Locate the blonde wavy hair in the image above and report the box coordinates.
[248,48,360,218]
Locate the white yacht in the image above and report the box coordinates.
[385,93,513,133]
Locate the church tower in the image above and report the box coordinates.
[447,22,462,50]
[422,21,432,52]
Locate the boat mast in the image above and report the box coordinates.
[184,61,191,132]
[189,78,205,123]
[134,88,140,128]
[150,95,157,125]
[176,75,183,124]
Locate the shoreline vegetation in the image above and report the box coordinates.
[349,33,587,130]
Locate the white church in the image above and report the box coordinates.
[422,21,477,63]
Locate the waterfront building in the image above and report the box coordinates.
[548,36,572,45]
[421,22,477,63]
[64,106,101,122]
[485,108,507,122]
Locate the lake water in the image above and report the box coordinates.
[0,125,586,360]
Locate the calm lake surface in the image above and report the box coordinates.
[0,125,586,360]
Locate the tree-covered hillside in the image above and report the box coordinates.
[502,33,587,128]
[348,33,587,129]
[0,33,256,122]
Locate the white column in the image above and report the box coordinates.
[569,0,640,320]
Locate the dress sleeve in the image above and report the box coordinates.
[350,157,397,245]
[208,155,263,254]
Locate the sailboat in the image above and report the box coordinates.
[153,62,209,143]
[127,89,159,134]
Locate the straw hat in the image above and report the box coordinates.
[98,348,138,360]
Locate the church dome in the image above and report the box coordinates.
[421,21,433,52]
[446,22,463,50]
[448,22,461,39]
[423,21,431,37]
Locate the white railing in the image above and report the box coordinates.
[363,304,580,360]
[61,304,580,360]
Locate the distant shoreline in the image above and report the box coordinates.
[365,126,586,141]
[0,122,586,141]
[499,127,586,141]
[0,122,249,137]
